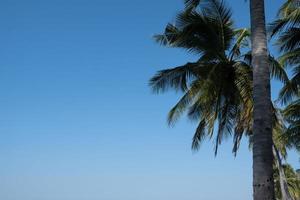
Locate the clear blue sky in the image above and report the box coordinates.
[0,0,298,200]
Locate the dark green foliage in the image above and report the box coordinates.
[274,164,300,200]
[150,0,287,155]
[283,99,300,151]
[270,0,300,153]
[269,0,300,103]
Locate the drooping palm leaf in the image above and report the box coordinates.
[270,0,300,108]
[150,0,289,155]
[283,99,300,151]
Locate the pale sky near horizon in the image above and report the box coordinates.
[0,0,298,200]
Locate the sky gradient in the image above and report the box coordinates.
[0,0,298,200]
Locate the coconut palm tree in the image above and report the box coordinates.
[269,0,300,103]
[150,0,257,155]
[150,0,288,199]
[184,1,277,198]
[150,0,253,155]
[269,0,300,62]
[269,0,300,160]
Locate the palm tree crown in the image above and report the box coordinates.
[150,0,287,155]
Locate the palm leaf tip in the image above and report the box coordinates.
[149,69,187,93]
[269,55,289,83]
[184,0,201,10]
[191,119,206,151]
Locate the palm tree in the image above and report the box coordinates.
[270,0,300,154]
[268,2,300,199]
[150,0,254,155]
[150,0,289,199]
[269,0,300,85]
[184,2,281,199]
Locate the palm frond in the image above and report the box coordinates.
[229,28,250,59]
[279,48,300,66]
[215,101,236,155]
[154,24,180,46]
[191,119,207,150]
[149,62,201,93]
[150,0,270,157]
[278,65,300,104]
[232,124,244,155]
[242,52,289,83]
[233,61,253,103]
[167,80,203,125]
[184,0,201,10]
[278,0,300,18]
[278,27,300,52]
[155,0,235,58]
[283,99,300,121]
[282,98,300,152]
[269,2,300,37]
[269,55,289,83]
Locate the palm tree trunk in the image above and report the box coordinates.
[250,0,275,199]
[273,146,294,200]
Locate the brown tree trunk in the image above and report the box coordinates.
[250,0,275,199]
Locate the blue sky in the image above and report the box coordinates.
[0,0,298,200]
